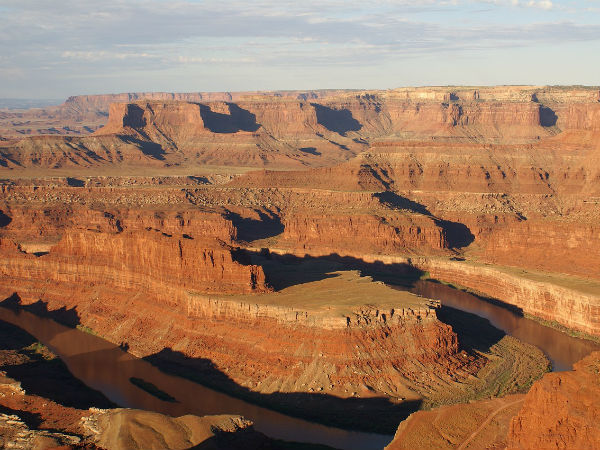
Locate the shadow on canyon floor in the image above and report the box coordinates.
[187,175,211,184]
[1,294,82,327]
[247,250,426,291]
[120,135,167,160]
[0,406,44,431]
[312,104,362,136]
[226,210,284,242]
[144,348,422,434]
[299,147,321,156]
[199,103,260,134]
[66,177,86,187]
[374,191,475,249]
[0,210,13,227]
[539,105,558,127]
[436,304,506,354]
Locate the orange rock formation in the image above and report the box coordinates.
[3,85,599,169]
[507,351,600,450]
[386,351,600,450]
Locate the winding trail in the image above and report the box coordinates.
[456,398,524,450]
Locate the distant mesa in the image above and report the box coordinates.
[2,85,600,170]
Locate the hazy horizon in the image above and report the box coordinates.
[2,83,600,106]
[1,0,599,98]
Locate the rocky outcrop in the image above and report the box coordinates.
[82,409,255,450]
[0,233,460,398]
[0,368,260,450]
[506,351,600,450]
[184,292,438,330]
[249,248,600,337]
[1,227,533,432]
[0,230,268,298]
[0,412,82,450]
[0,89,347,138]
[99,101,208,138]
[62,89,346,120]
[280,213,447,255]
[385,350,600,450]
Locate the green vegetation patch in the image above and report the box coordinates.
[23,341,56,360]
[76,324,98,336]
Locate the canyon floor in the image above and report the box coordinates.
[1,85,599,449]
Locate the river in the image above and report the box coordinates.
[409,280,599,372]
[0,281,597,449]
[0,306,392,450]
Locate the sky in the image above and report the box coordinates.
[0,0,599,99]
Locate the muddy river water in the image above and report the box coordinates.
[0,280,598,449]
[410,280,599,372]
[0,306,393,450]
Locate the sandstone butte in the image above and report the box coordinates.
[0,85,599,449]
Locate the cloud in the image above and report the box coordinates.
[0,1,593,55]
[0,0,598,96]
[61,50,158,61]
[527,0,553,9]
[482,0,554,8]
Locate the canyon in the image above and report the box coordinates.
[0,313,297,450]
[0,85,599,449]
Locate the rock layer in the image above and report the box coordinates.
[0,229,268,299]
[83,409,255,450]
[3,85,600,169]
[415,258,600,337]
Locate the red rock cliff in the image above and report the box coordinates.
[506,351,600,450]
[0,230,268,298]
